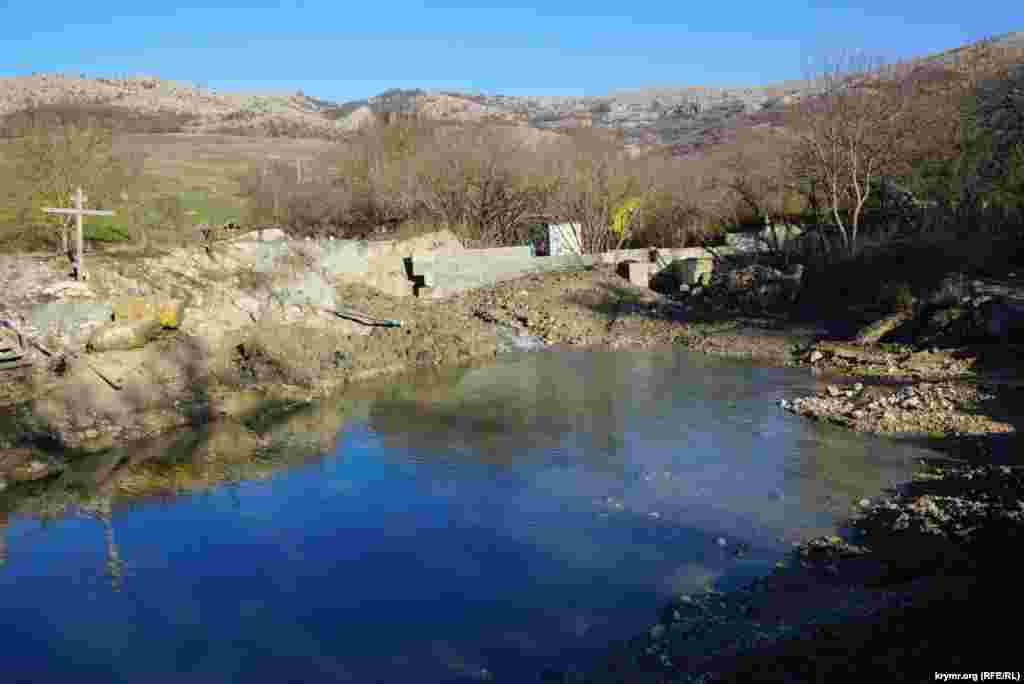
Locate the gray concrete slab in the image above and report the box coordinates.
[413,253,597,298]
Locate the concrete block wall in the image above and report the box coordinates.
[226,231,760,302]
[411,252,597,299]
[652,246,737,267]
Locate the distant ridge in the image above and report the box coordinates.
[2,31,1021,152]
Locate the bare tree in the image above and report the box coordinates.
[10,108,134,252]
[547,129,643,254]
[789,55,915,255]
[415,124,559,247]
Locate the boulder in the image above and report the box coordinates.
[1,451,65,483]
[236,228,287,242]
[712,263,804,309]
[0,328,23,360]
[87,319,161,352]
[112,296,155,321]
[650,258,714,294]
[616,260,653,287]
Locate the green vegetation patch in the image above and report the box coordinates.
[143,188,244,229]
[83,215,132,242]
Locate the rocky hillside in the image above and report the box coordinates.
[0,74,369,139]
[3,32,1021,152]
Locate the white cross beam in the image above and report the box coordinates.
[44,187,115,281]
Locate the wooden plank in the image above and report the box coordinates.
[43,209,115,216]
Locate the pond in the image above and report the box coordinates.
[0,348,935,683]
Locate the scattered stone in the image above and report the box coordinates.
[41,281,95,298]
[87,318,161,352]
[7,458,65,483]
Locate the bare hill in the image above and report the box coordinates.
[0,74,352,139]
[3,31,1021,154]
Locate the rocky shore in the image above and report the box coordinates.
[568,269,1024,681]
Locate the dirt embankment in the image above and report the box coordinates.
[0,238,695,468]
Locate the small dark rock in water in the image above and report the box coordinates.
[733,542,752,558]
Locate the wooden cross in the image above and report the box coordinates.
[44,187,115,281]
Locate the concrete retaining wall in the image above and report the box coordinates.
[412,253,598,299]
[652,246,737,267]
[226,231,755,301]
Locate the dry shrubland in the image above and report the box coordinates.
[1,106,148,250]
[0,102,195,138]
[236,45,1022,259]
[239,120,737,250]
[1,43,1021,270]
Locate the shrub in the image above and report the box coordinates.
[879,281,916,313]
[3,108,146,252]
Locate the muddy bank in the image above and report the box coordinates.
[0,236,694,464]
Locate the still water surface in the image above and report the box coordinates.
[0,349,934,682]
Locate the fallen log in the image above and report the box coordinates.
[853,310,916,345]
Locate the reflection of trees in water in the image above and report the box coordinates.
[0,512,7,568]
[0,397,365,575]
[80,498,124,592]
[366,352,644,472]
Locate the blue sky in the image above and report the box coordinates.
[1,1,1018,102]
